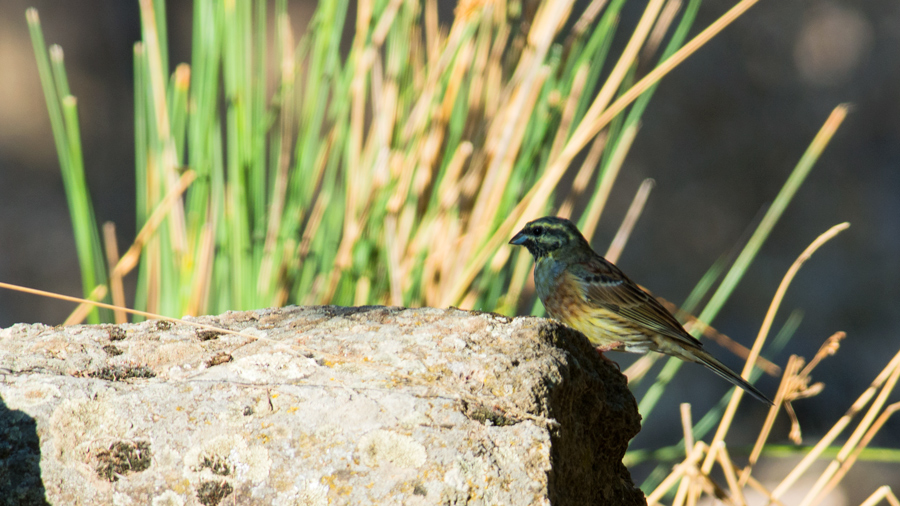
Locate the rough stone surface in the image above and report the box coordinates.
[0,306,644,505]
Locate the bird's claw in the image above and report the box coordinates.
[595,348,621,371]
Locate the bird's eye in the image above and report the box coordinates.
[532,226,544,237]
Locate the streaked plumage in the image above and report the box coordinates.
[510,216,772,405]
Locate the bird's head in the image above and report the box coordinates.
[509,216,592,260]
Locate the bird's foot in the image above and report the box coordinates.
[594,345,622,371]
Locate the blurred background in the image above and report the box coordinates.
[0,0,898,501]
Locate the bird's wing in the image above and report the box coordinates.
[569,257,703,349]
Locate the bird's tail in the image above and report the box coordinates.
[689,348,774,406]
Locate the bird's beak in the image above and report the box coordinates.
[509,230,528,245]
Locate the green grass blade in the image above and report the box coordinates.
[27,10,110,322]
[61,97,109,323]
[26,11,70,177]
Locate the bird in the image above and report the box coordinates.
[509,216,773,405]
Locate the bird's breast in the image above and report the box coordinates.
[534,259,590,324]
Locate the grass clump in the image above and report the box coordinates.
[26,0,712,321]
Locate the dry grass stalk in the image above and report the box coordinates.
[548,65,590,167]
[681,403,695,458]
[623,354,657,382]
[742,355,805,483]
[137,0,186,255]
[63,285,108,326]
[858,486,900,506]
[564,130,609,225]
[114,170,197,280]
[743,332,844,481]
[572,0,610,37]
[771,347,900,499]
[102,222,127,324]
[0,281,266,342]
[700,223,850,478]
[744,472,788,506]
[809,402,900,505]
[715,442,747,506]
[644,0,683,62]
[797,363,900,506]
[187,224,214,317]
[647,441,708,505]
[604,177,655,264]
[582,122,641,239]
[660,441,737,506]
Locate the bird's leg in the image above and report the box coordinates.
[595,341,624,352]
[594,343,622,371]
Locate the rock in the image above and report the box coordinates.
[0,306,644,505]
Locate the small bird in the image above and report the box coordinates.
[509,216,773,405]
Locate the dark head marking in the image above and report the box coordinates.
[509,216,592,259]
